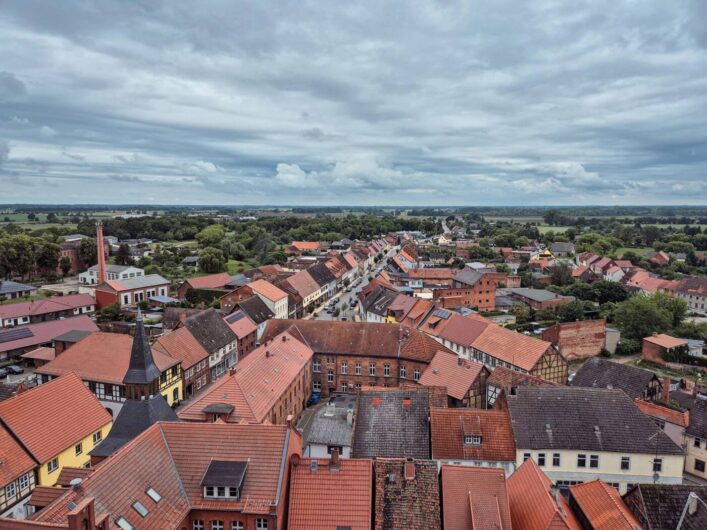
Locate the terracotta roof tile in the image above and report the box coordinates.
[418,351,485,401]
[471,324,552,371]
[569,480,640,529]
[55,467,94,487]
[441,465,512,530]
[437,312,490,346]
[0,373,112,464]
[152,326,209,370]
[430,408,515,462]
[643,333,688,349]
[27,486,65,508]
[288,458,373,530]
[20,346,56,362]
[286,270,320,298]
[292,241,321,251]
[248,279,288,302]
[0,294,95,320]
[223,311,258,339]
[183,272,232,290]
[0,422,36,487]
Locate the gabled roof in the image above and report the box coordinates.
[248,279,288,302]
[470,323,552,372]
[436,312,490,346]
[0,422,36,488]
[96,273,170,292]
[152,325,210,370]
[629,484,707,529]
[687,399,707,439]
[291,241,321,251]
[286,269,321,298]
[507,387,683,455]
[388,293,417,315]
[430,408,515,462]
[441,465,512,530]
[183,308,237,353]
[223,310,258,339]
[418,351,485,401]
[508,459,580,530]
[407,268,454,280]
[0,315,98,354]
[181,272,232,290]
[237,295,274,325]
[362,285,398,317]
[569,481,639,529]
[352,388,431,459]
[643,333,688,349]
[0,373,111,464]
[0,294,95,320]
[0,280,36,295]
[570,357,658,399]
[453,268,484,286]
[288,458,372,530]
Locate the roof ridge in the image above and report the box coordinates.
[156,423,192,510]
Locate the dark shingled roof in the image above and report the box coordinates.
[237,296,274,325]
[362,285,399,317]
[452,268,483,286]
[570,357,659,399]
[123,314,162,385]
[353,389,431,459]
[162,307,201,330]
[53,329,93,343]
[629,484,707,530]
[89,395,179,458]
[687,399,707,439]
[201,460,248,488]
[507,386,683,455]
[308,262,337,287]
[183,307,237,353]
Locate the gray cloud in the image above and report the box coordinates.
[0,1,706,205]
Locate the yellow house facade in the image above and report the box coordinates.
[516,449,684,495]
[38,421,112,486]
[685,432,707,480]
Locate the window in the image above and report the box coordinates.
[48,458,58,473]
[313,381,321,392]
[553,453,560,467]
[577,454,586,468]
[341,362,348,375]
[146,487,161,503]
[95,382,105,398]
[327,370,334,383]
[355,363,361,375]
[538,453,546,467]
[93,431,103,445]
[256,520,268,530]
[464,435,481,445]
[695,437,702,448]
[19,473,29,490]
[232,523,244,530]
[621,456,630,471]
[590,455,599,468]
[653,458,662,472]
[211,522,224,530]
[341,382,348,392]
[116,518,134,530]
[5,482,16,500]
[400,366,407,379]
[193,522,204,530]
[75,443,82,456]
[313,360,321,373]
[523,453,531,462]
[369,363,376,376]
[384,364,390,377]
[414,368,420,381]
[132,501,149,517]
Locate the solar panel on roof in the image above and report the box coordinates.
[433,309,451,319]
[0,327,34,344]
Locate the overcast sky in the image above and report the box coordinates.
[1,1,706,206]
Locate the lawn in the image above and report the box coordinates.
[537,225,574,234]
[614,247,653,256]
[227,259,260,274]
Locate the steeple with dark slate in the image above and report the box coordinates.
[123,310,162,397]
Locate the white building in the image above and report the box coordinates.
[79,264,145,285]
[248,279,289,320]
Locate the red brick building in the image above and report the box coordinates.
[433,269,507,311]
[94,274,170,309]
[542,319,607,361]
[641,334,689,365]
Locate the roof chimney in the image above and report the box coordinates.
[688,492,699,515]
[346,409,354,426]
[330,449,340,471]
[662,377,671,404]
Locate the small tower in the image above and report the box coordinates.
[95,221,107,284]
[123,310,162,400]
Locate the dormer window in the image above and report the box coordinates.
[201,460,247,501]
[464,435,482,445]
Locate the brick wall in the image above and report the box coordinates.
[542,319,606,361]
[642,340,666,364]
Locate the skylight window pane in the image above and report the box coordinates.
[146,487,161,503]
[132,501,149,517]
[116,518,134,530]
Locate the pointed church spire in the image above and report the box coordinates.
[123,311,161,385]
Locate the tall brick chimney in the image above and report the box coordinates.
[662,377,671,404]
[95,221,107,285]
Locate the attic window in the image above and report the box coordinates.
[464,435,482,446]
[132,501,149,517]
[116,518,134,530]
[146,487,161,503]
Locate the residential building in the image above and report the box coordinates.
[485,366,557,408]
[36,317,182,416]
[571,357,662,400]
[360,285,398,323]
[542,319,607,361]
[0,373,112,488]
[286,240,321,255]
[178,330,313,425]
[308,262,337,301]
[430,408,516,474]
[507,459,581,530]
[283,269,323,312]
[686,399,707,480]
[0,280,37,301]
[506,287,575,310]
[181,308,238,381]
[352,388,432,460]
[0,423,36,518]
[549,242,576,257]
[0,294,95,328]
[0,315,98,362]
[569,480,640,530]
[676,276,707,316]
[507,387,684,494]
[432,268,504,311]
[418,351,489,407]
[152,326,211,398]
[248,279,288,319]
[31,422,302,530]
[177,272,232,300]
[236,295,274,339]
[634,397,689,448]
[288,453,372,530]
[441,465,512,530]
[373,458,441,530]
[94,274,170,308]
[623,484,707,529]
[78,264,144,285]
[223,310,258,359]
[301,394,356,459]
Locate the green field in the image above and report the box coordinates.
[614,247,653,256]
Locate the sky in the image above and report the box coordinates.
[1,0,706,206]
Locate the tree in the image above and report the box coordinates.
[196,225,226,247]
[198,247,226,273]
[35,241,60,274]
[612,295,672,341]
[558,300,585,322]
[98,303,121,322]
[78,237,98,266]
[592,281,628,305]
[549,263,573,286]
[654,291,688,328]
[509,302,531,323]
[115,243,133,265]
[343,277,351,287]
[59,255,72,277]
[543,209,562,226]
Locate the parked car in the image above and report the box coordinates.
[0,368,8,378]
[6,365,24,375]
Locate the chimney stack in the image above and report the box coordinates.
[662,377,671,404]
[330,449,340,471]
[404,458,415,480]
[95,221,107,285]
[346,409,354,426]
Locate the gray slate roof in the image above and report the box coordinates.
[362,286,398,317]
[632,484,707,530]
[123,315,162,385]
[352,389,431,459]
[305,404,354,448]
[452,268,483,287]
[0,280,37,295]
[687,399,707,439]
[507,288,570,303]
[571,357,659,399]
[237,296,274,325]
[183,308,237,353]
[549,242,575,253]
[507,386,682,455]
[307,262,336,287]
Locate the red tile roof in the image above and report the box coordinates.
[430,408,515,462]
[418,351,486,401]
[248,279,288,302]
[0,315,98,354]
[486,366,557,390]
[292,241,321,251]
[0,373,112,464]
[643,333,688,349]
[635,398,689,427]
[471,324,552,371]
[152,326,209,370]
[37,332,178,385]
[407,268,454,280]
[441,465,512,530]
[0,294,95,320]
[288,457,373,530]
[27,486,66,508]
[178,331,313,423]
[437,313,490,345]
[507,459,581,530]
[20,346,56,362]
[286,269,321,298]
[223,311,258,339]
[0,423,35,488]
[569,480,640,529]
[183,272,232,290]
